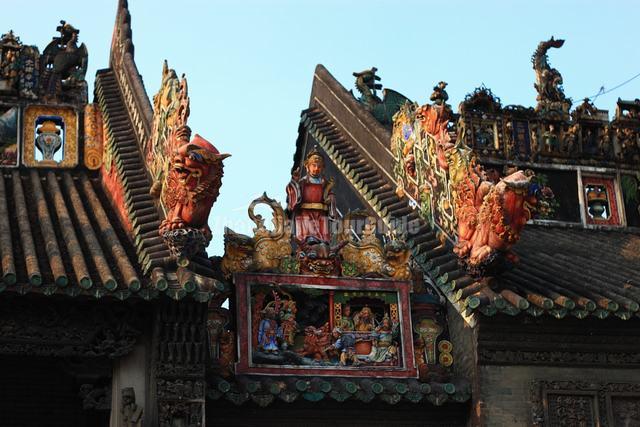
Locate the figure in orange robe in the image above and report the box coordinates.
[286,148,336,242]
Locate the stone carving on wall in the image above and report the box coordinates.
[0,298,142,358]
[157,379,205,401]
[121,387,143,427]
[79,383,111,411]
[158,401,203,427]
[156,300,207,427]
[531,380,640,427]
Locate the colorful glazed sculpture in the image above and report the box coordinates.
[34,120,62,162]
[298,324,331,361]
[452,154,537,269]
[160,128,230,260]
[340,212,391,277]
[286,147,336,243]
[392,87,543,274]
[532,37,571,116]
[352,67,410,126]
[221,193,292,278]
[367,314,399,363]
[297,237,345,276]
[339,211,413,279]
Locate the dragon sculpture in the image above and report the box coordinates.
[221,193,293,279]
[352,67,410,126]
[532,37,571,115]
[339,211,413,280]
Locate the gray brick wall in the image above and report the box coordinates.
[478,365,640,427]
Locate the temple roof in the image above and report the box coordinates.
[296,64,640,324]
[0,2,226,302]
[0,170,142,298]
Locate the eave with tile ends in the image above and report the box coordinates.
[208,375,470,407]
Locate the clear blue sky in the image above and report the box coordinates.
[4,0,640,255]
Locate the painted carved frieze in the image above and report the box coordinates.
[235,273,417,378]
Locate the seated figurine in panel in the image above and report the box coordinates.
[353,306,375,332]
[367,314,399,363]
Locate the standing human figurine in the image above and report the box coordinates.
[121,387,143,427]
[337,304,355,331]
[286,147,337,242]
[257,307,280,353]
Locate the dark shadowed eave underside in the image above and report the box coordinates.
[208,375,470,407]
[298,65,640,322]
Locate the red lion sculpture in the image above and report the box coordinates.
[453,164,537,268]
[160,131,230,241]
[415,101,539,272]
